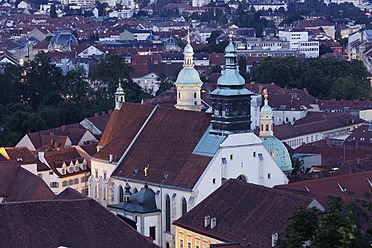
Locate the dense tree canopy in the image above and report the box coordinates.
[253,57,371,100]
[0,53,151,146]
[92,54,152,102]
[277,195,372,247]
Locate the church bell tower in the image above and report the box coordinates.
[174,30,203,111]
[209,35,254,135]
[115,81,126,110]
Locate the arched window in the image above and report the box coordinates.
[119,185,124,202]
[194,92,197,98]
[181,197,187,216]
[266,124,269,131]
[165,195,171,232]
[237,175,247,182]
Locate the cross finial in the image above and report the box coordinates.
[144,164,149,177]
[187,26,190,44]
[228,32,233,41]
[263,88,269,106]
[263,88,268,99]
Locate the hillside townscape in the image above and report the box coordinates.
[0,0,372,247]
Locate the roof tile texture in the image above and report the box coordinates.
[174,179,315,247]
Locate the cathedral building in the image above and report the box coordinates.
[89,37,289,248]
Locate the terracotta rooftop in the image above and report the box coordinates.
[0,197,159,248]
[174,179,317,247]
[0,147,36,165]
[274,112,364,140]
[0,161,54,202]
[100,103,212,190]
[276,171,372,206]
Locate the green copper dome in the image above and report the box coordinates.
[225,39,237,54]
[184,43,193,54]
[217,37,245,87]
[175,68,203,84]
[217,69,245,86]
[261,104,273,114]
[262,136,293,172]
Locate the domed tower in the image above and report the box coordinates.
[174,32,203,112]
[260,89,274,137]
[114,82,126,110]
[259,89,293,173]
[209,35,254,135]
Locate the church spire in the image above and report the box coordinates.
[115,79,126,110]
[209,34,254,135]
[259,89,274,137]
[183,28,194,69]
[174,27,203,112]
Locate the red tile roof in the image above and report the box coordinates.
[44,147,90,177]
[318,99,372,111]
[98,103,155,148]
[85,112,112,134]
[0,161,54,202]
[174,179,316,247]
[109,104,212,190]
[52,187,88,200]
[276,171,372,206]
[274,112,364,140]
[2,147,36,165]
[0,198,160,248]
[28,123,90,149]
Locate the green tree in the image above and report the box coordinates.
[22,52,64,108]
[63,65,89,103]
[156,72,173,96]
[50,4,57,18]
[92,54,134,98]
[267,20,276,29]
[238,56,247,76]
[206,30,223,44]
[335,29,342,41]
[255,23,264,38]
[218,14,228,24]
[277,195,372,247]
[319,44,333,56]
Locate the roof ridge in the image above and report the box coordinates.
[112,105,159,175]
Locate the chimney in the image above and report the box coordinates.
[204,215,210,227]
[211,217,217,229]
[62,125,66,132]
[258,85,263,94]
[102,111,106,115]
[303,88,308,94]
[38,150,45,163]
[272,233,278,247]
[109,154,113,163]
[108,110,113,114]
[94,113,99,117]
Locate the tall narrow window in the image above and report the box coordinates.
[149,226,156,240]
[194,92,197,98]
[119,185,124,202]
[165,195,171,232]
[182,198,187,216]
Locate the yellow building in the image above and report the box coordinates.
[173,179,323,248]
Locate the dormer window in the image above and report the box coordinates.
[62,169,66,175]
[75,166,79,172]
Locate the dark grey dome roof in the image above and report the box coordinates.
[50,31,78,48]
[123,184,159,213]
[165,37,178,46]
